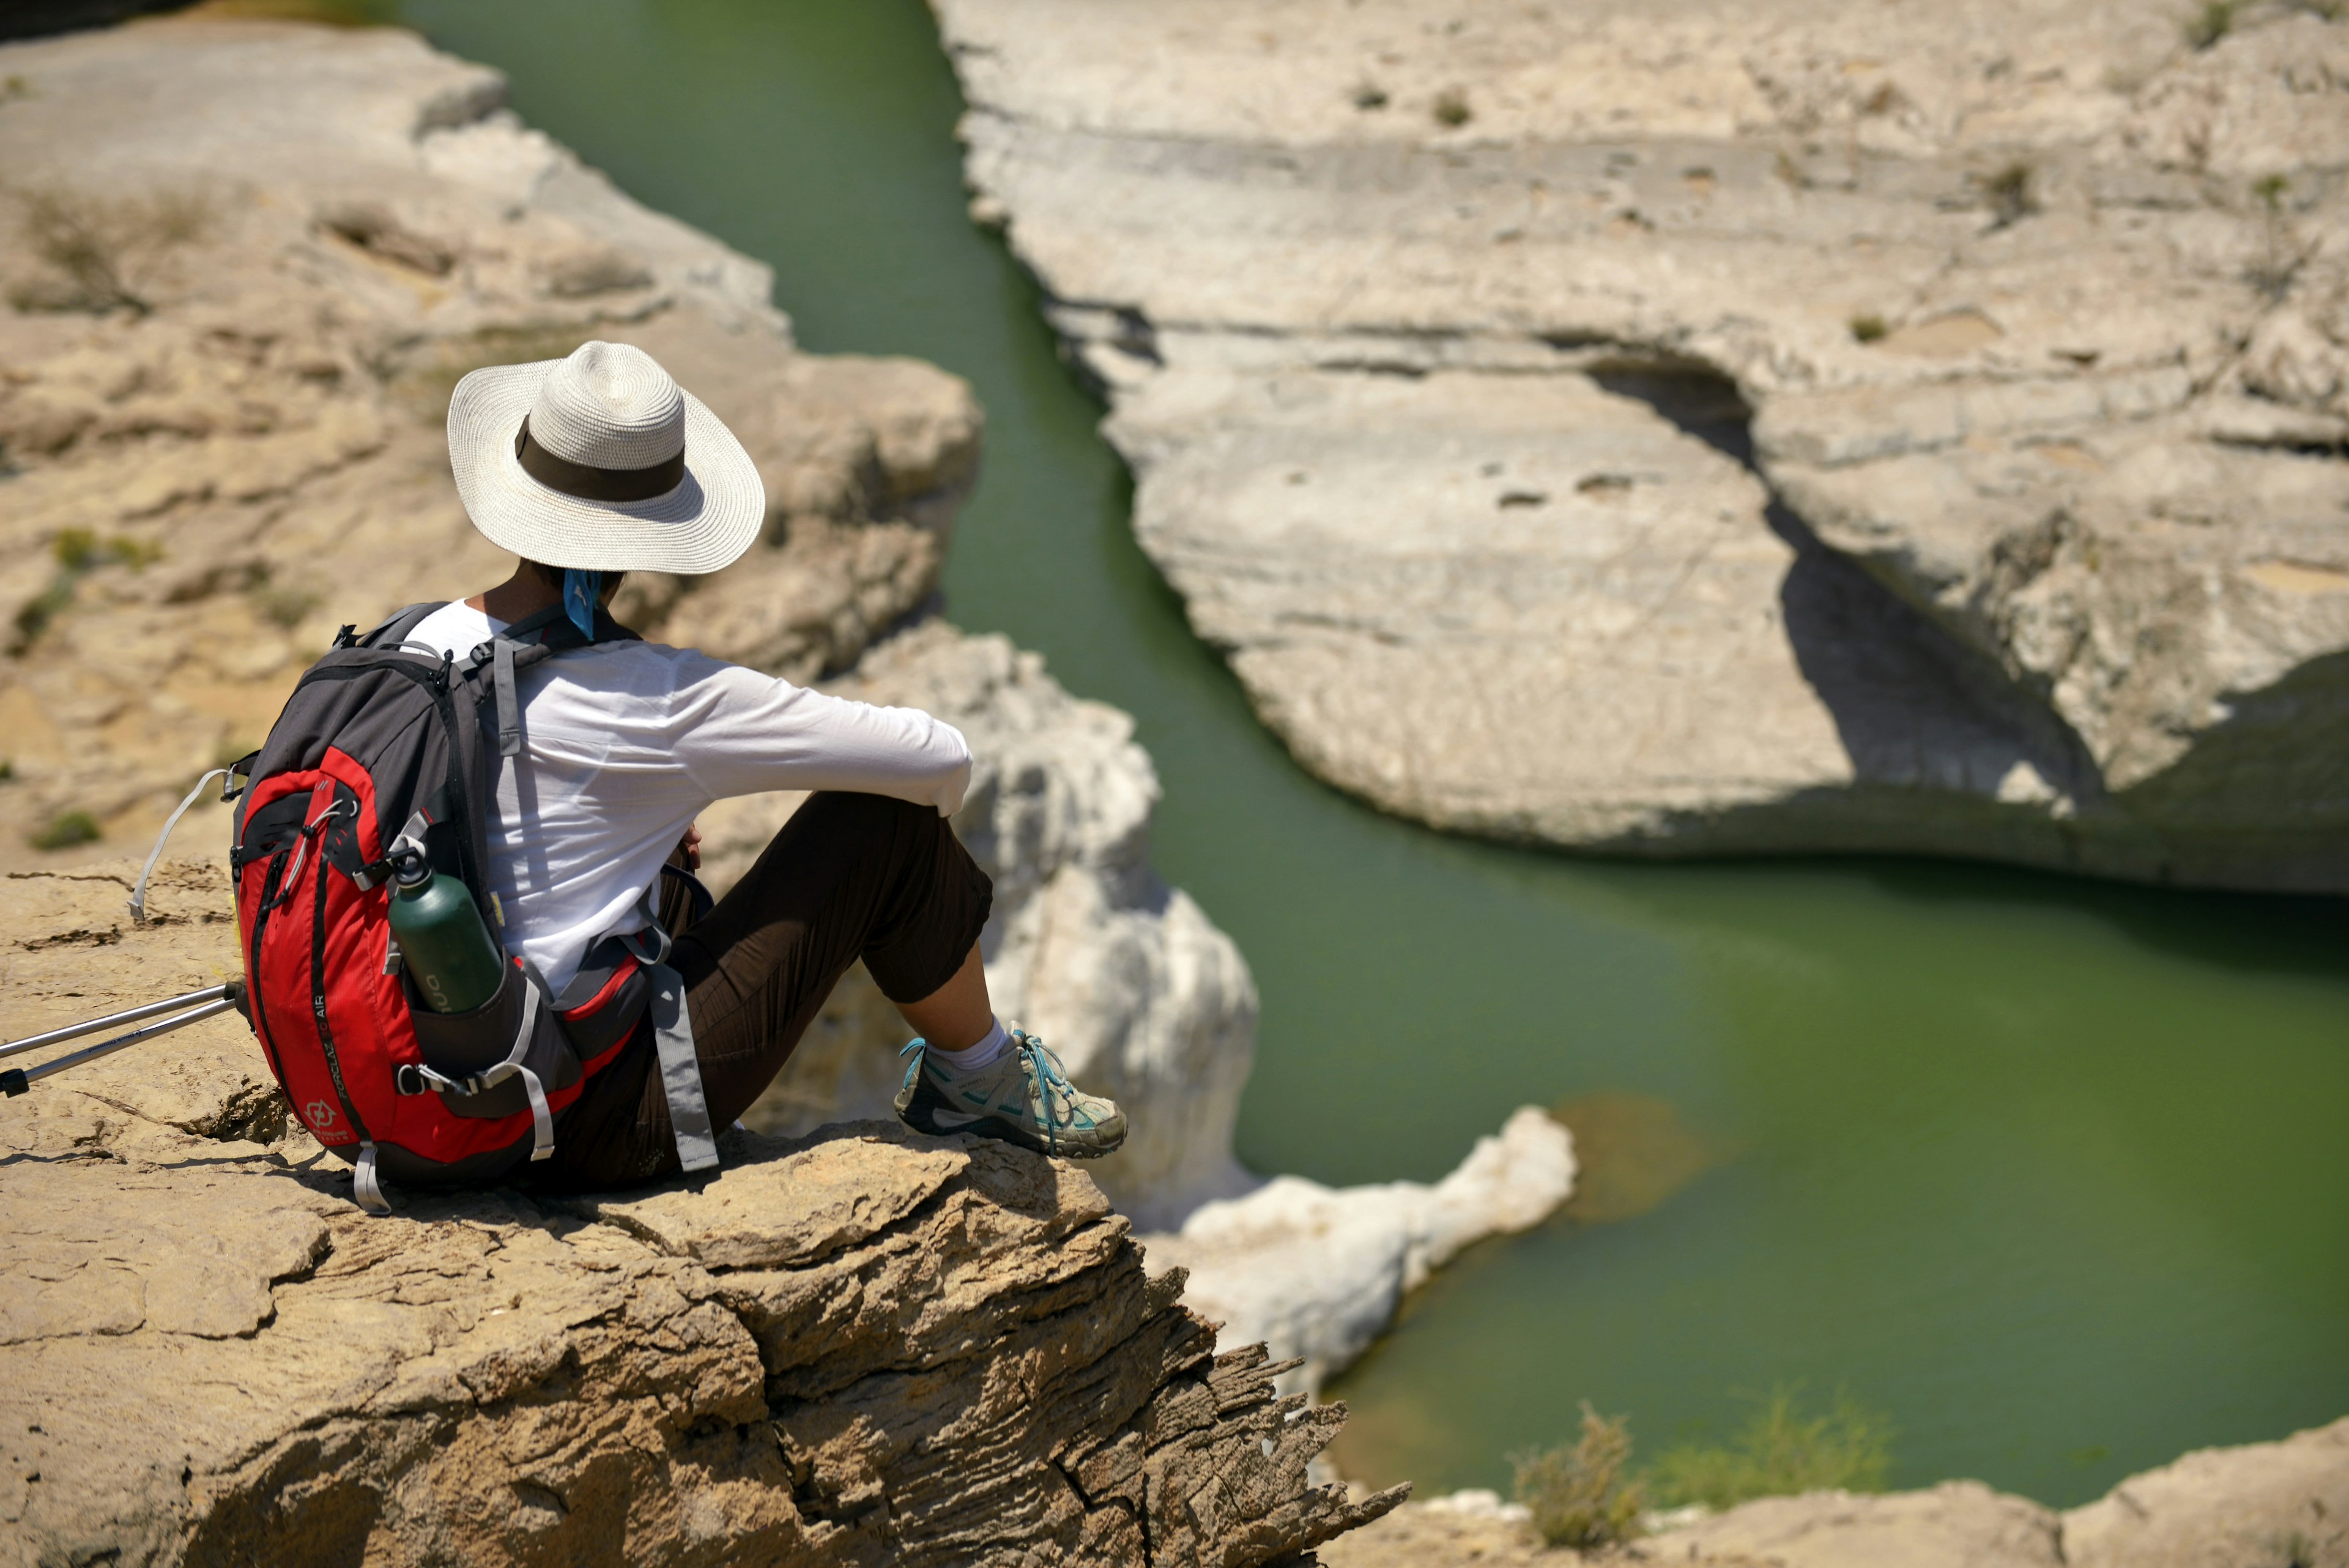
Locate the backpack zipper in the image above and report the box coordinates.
[308,822,370,1145]
[291,657,484,909]
[245,850,290,1090]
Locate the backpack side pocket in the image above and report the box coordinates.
[406,962,582,1121]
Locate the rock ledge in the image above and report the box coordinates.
[0,863,1403,1567]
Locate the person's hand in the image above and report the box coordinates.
[676,822,702,872]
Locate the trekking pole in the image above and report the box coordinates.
[0,980,243,1097]
[0,984,237,1061]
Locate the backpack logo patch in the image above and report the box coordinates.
[305,1099,339,1131]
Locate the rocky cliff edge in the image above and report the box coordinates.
[0,860,1405,1567]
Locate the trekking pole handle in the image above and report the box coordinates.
[0,983,236,1063]
[0,994,240,1097]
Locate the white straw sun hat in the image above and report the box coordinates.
[446,340,765,575]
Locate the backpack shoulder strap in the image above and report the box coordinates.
[347,603,448,651]
[469,606,646,760]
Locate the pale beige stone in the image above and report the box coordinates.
[932,0,2349,891]
[1636,1482,2065,1567]
[2061,1418,2349,1568]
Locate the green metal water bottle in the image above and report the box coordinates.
[387,852,507,1014]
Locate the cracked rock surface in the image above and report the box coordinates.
[0,861,1404,1566]
[932,0,2349,890]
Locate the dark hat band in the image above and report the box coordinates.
[514,415,686,503]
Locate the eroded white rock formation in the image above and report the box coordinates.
[932,0,2349,891]
[1139,1107,1576,1394]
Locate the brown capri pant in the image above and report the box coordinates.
[533,790,992,1191]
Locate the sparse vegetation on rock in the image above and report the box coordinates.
[30,808,98,849]
[2186,0,2238,47]
[4,182,211,315]
[1650,1386,1896,1510]
[1512,1404,1645,1550]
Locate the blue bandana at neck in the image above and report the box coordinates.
[562,568,603,642]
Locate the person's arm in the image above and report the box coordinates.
[666,655,974,814]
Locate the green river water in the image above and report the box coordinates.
[396,0,2349,1507]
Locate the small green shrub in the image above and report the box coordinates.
[1513,1403,1646,1550]
[32,809,100,851]
[2185,0,2237,48]
[2271,1528,2318,1568]
[12,529,164,654]
[1649,1387,1894,1510]
[2248,174,2313,300]
[1982,162,2036,228]
[1351,81,1390,111]
[11,574,75,653]
[6,185,212,317]
[1850,314,1888,344]
[51,528,160,573]
[50,527,100,572]
[1433,88,1472,128]
[251,583,321,631]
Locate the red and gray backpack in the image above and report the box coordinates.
[200,602,717,1212]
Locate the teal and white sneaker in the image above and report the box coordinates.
[894,1027,1128,1159]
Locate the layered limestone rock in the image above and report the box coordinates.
[0,18,978,872]
[0,859,1405,1566]
[932,0,2349,891]
[1323,1418,2349,1567]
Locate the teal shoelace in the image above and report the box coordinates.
[898,1036,927,1097]
[901,1030,1082,1151]
[1013,1030,1082,1152]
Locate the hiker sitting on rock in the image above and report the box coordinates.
[232,340,1123,1205]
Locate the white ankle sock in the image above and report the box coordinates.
[930,1018,1010,1073]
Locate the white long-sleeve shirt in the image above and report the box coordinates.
[406,603,971,991]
